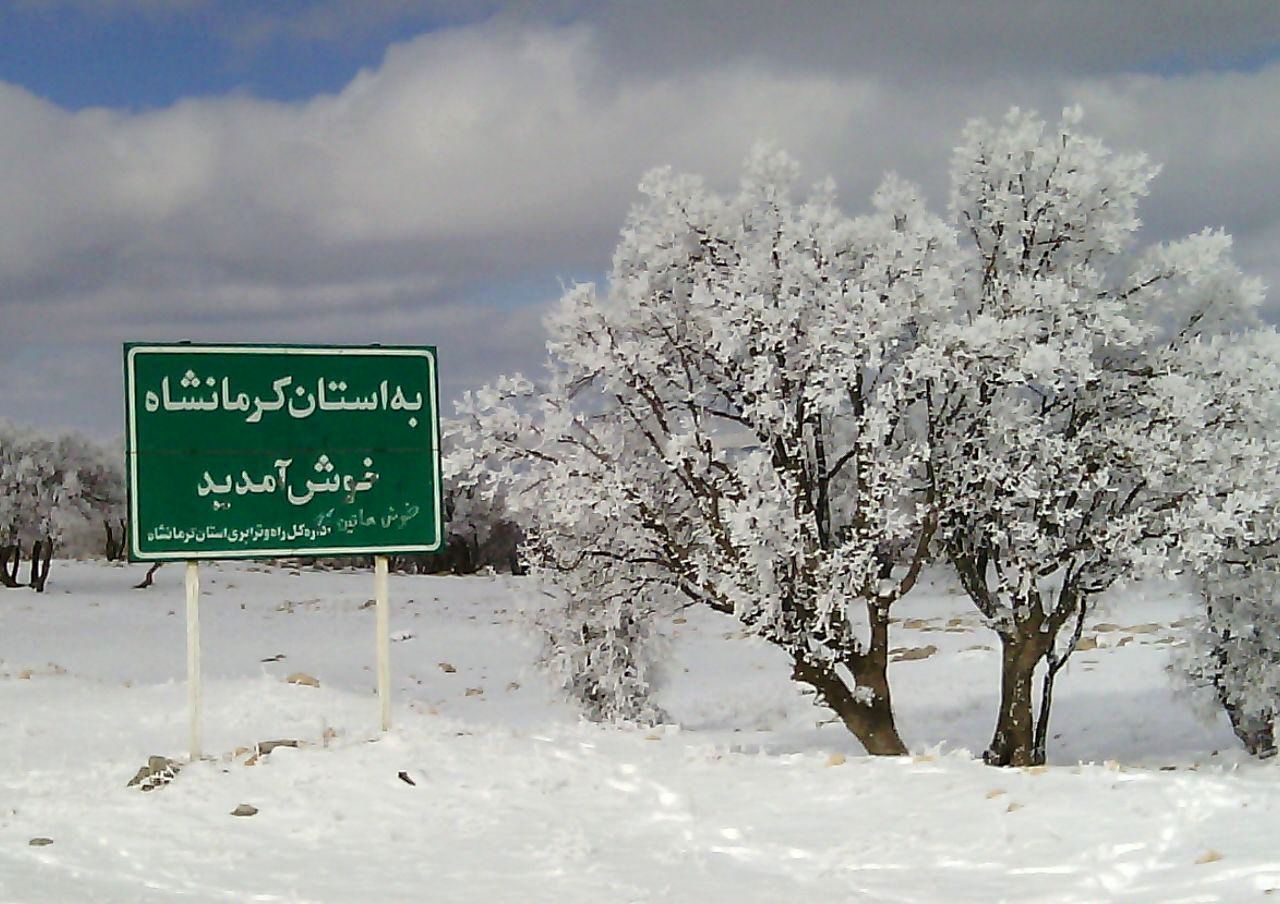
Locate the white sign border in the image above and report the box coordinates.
[125,343,443,561]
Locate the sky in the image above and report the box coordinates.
[2,0,1280,437]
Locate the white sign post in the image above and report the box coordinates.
[185,561,202,761]
[375,555,391,731]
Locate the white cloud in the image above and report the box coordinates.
[1,16,1278,434]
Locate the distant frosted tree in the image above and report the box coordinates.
[451,149,955,746]
[0,422,125,589]
[1185,548,1280,757]
[79,437,127,560]
[1175,359,1280,758]
[440,431,524,576]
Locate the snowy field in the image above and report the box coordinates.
[1,561,1277,903]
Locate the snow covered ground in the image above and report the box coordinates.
[1,561,1276,902]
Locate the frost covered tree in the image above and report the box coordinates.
[0,421,56,586]
[0,422,125,590]
[439,449,524,576]
[453,109,1273,760]
[82,438,127,561]
[450,150,956,748]
[929,108,1271,766]
[1186,548,1280,757]
[1174,343,1280,758]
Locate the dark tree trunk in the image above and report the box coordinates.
[0,543,20,588]
[28,539,53,592]
[792,656,906,755]
[103,520,117,561]
[985,628,1051,767]
[1032,659,1059,766]
[133,562,163,589]
[951,546,1093,767]
[1031,592,1087,764]
[791,603,907,756]
[104,518,128,561]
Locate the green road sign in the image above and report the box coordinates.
[124,344,442,560]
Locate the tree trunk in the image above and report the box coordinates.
[103,520,117,560]
[985,628,1051,767]
[790,602,907,756]
[0,543,19,588]
[1221,697,1277,759]
[28,539,53,592]
[792,655,906,755]
[133,562,163,589]
[1032,660,1058,766]
[104,518,128,561]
